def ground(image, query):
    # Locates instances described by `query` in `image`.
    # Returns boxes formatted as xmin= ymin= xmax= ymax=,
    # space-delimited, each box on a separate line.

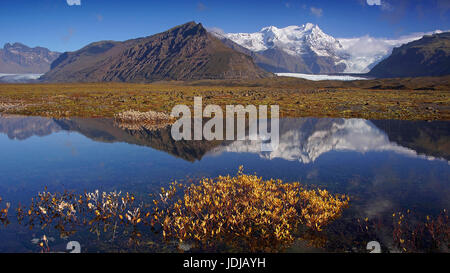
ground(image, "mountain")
xmin=213 ymin=25 xmax=446 ymax=74
xmin=214 ymin=23 xmax=348 ymax=74
xmin=368 ymin=32 xmax=450 ymax=78
xmin=0 ymin=43 xmax=60 ymax=74
xmin=42 ymin=22 xmax=271 ymax=83
xmin=337 ymin=33 xmax=438 ymax=73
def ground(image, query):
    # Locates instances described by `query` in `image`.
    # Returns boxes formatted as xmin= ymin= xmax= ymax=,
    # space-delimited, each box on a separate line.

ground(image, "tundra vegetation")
xmin=354 ymin=210 xmax=449 ymax=253
xmin=114 ymin=109 xmax=176 ymax=130
xmin=0 ymin=76 xmax=449 ymax=120
xmin=155 ymin=166 xmax=349 ymax=252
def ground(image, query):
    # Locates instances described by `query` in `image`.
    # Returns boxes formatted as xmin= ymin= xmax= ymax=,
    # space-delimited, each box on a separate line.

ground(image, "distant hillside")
xmin=42 ymin=22 xmax=271 ymax=83
xmin=369 ymin=32 xmax=450 ymax=78
xmin=0 ymin=43 xmax=60 ymax=74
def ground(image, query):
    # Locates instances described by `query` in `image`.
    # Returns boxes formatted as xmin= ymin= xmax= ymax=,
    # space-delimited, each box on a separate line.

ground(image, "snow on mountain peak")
xmin=224 ymin=23 xmax=343 ymax=58
xmin=303 ymin=22 xmax=316 ymax=31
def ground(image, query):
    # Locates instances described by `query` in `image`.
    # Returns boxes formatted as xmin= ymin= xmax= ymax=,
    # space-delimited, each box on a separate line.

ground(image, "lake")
xmin=0 ymin=115 xmax=448 ymax=252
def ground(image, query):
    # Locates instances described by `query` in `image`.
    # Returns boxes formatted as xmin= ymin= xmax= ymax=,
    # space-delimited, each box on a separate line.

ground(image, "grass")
xmin=0 ymin=76 xmax=449 ymax=120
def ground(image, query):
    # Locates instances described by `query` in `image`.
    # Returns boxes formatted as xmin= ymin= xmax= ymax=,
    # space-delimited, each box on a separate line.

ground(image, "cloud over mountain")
xmin=310 ymin=7 xmax=323 ymax=17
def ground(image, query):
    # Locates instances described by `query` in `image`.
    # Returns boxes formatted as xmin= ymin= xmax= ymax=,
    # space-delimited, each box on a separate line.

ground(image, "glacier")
xmin=275 ymin=73 xmax=369 ymax=81
xmin=0 ymin=73 xmax=42 ymax=83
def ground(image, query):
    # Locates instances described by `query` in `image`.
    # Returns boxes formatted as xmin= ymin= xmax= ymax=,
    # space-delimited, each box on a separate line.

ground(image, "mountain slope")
xmin=42 ymin=22 xmax=271 ymax=82
xmin=0 ymin=43 xmax=60 ymax=73
xmin=368 ymin=32 xmax=450 ymax=78
xmin=215 ymin=23 xmax=347 ymax=74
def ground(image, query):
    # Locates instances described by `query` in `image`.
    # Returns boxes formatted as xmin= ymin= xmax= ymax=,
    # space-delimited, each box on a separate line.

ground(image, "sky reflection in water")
xmin=0 ymin=115 xmax=448 ymax=252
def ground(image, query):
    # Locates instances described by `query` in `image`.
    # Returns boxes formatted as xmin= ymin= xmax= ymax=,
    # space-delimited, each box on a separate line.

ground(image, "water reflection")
xmin=0 ymin=115 xmax=448 ymax=163
xmin=0 ymin=115 xmax=60 ymax=140
xmin=0 ymin=114 xmax=448 ymax=252
xmin=212 ymin=118 xmax=450 ymax=163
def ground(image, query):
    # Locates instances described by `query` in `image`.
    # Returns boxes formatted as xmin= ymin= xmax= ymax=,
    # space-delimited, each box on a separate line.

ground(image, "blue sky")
xmin=1 ymin=0 xmax=449 ymax=52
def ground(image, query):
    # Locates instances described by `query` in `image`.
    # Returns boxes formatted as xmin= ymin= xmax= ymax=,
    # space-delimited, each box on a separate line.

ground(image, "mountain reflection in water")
xmin=0 ymin=114 xmax=449 ymax=252
xmin=0 ymin=115 xmax=448 ymax=162
xmin=212 ymin=118 xmax=450 ymax=163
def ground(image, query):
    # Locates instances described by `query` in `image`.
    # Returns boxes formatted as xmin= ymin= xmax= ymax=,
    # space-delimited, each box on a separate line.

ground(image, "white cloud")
xmin=366 ymin=0 xmax=381 ymax=5
xmin=366 ymin=0 xmax=392 ymax=11
xmin=66 ymin=0 xmax=81 ymax=6
xmin=310 ymin=7 xmax=323 ymax=17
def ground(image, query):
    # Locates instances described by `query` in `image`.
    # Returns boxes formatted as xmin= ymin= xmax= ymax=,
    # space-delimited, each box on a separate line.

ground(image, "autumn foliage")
xmin=156 ymin=166 xmax=349 ymax=251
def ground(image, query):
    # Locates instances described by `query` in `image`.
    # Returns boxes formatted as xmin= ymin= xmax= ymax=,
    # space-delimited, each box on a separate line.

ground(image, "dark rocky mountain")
xmin=0 ymin=43 xmax=60 ymax=74
xmin=369 ymin=32 xmax=450 ymax=78
xmin=42 ymin=22 xmax=271 ymax=82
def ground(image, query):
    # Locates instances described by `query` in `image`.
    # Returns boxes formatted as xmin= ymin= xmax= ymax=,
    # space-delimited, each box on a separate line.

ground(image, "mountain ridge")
xmin=0 ymin=42 xmax=60 ymax=74
xmin=214 ymin=24 xmax=446 ymax=74
xmin=42 ymin=22 xmax=272 ymax=83
xmin=368 ymin=32 xmax=450 ymax=78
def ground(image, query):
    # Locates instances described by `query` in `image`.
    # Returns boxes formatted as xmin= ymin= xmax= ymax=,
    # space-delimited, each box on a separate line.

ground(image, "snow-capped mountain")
xmin=225 ymin=23 xmax=343 ymax=57
xmin=212 ymin=24 xmax=445 ymax=74
xmin=216 ymin=23 xmax=347 ymax=74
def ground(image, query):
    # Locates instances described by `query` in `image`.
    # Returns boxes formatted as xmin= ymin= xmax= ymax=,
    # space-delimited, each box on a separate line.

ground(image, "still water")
xmin=0 ymin=115 xmax=448 ymax=252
